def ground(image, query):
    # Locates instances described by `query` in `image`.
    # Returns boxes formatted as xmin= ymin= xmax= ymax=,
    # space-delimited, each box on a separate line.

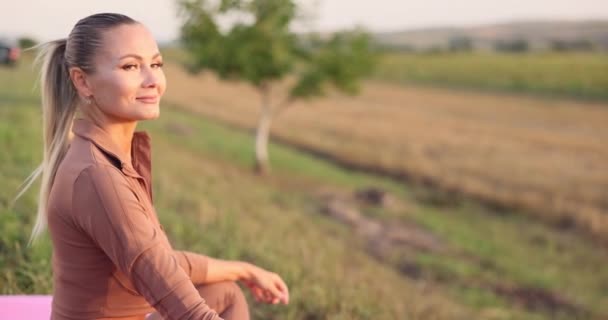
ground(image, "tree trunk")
xmin=254 ymin=86 xmax=273 ymax=175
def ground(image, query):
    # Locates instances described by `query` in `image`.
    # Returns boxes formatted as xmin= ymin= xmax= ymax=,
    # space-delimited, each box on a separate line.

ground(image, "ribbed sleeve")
xmin=174 ymin=250 xmax=209 ymax=285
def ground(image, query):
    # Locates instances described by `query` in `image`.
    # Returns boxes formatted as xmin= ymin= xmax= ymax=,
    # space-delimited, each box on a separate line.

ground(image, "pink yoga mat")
xmin=0 ymin=295 xmax=52 ymax=319
xmin=0 ymin=296 xmax=157 ymax=319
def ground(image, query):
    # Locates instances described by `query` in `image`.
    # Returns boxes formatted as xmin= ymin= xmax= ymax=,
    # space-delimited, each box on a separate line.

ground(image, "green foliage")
xmin=179 ymin=0 xmax=297 ymax=86
xmin=178 ymin=0 xmax=375 ymax=98
xmin=494 ymin=38 xmax=529 ymax=53
xmin=291 ymin=30 xmax=376 ymax=98
xmin=448 ymin=36 xmax=473 ymax=52
xmin=17 ymin=37 xmax=38 ymax=50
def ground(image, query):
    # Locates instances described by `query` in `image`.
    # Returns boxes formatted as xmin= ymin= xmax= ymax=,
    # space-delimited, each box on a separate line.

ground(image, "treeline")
xmin=375 ymin=37 xmax=605 ymax=54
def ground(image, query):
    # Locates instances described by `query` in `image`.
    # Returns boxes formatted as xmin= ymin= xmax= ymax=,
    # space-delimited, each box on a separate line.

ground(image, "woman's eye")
xmin=122 ymin=64 xmax=138 ymax=71
xmin=152 ymin=62 xmax=164 ymax=68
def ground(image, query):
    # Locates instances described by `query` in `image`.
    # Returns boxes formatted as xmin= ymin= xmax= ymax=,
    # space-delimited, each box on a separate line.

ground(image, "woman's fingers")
xmin=253 ymin=286 xmax=286 ymax=305
xmin=248 ymin=285 xmax=263 ymax=303
xmin=265 ymin=279 xmax=284 ymax=302
xmin=244 ymin=267 xmax=290 ymax=305
xmin=271 ymin=274 xmax=290 ymax=304
xmin=246 ymin=282 xmax=270 ymax=304
xmin=256 ymin=288 xmax=267 ymax=302
xmin=265 ymin=289 xmax=275 ymax=302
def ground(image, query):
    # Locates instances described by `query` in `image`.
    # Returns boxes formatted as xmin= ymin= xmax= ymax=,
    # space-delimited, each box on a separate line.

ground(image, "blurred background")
xmin=1 ymin=1 xmax=607 ymax=319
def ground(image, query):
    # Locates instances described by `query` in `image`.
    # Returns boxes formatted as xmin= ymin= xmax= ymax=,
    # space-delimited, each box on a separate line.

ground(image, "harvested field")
xmin=162 ymin=61 xmax=608 ymax=241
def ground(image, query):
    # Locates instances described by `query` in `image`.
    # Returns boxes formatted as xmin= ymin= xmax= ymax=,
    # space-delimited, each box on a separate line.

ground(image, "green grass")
xmin=373 ymin=52 xmax=608 ymax=101
xmin=2 ymin=55 xmax=608 ymax=319
xmin=0 ymin=81 xmax=51 ymax=294
xmin=145 ymin=104 xmax=608 ymax=319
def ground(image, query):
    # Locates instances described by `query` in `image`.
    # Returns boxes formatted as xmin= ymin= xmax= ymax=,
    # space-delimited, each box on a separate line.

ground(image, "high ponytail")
xmin=14 ymin=40 xmax=78 ymax=247
xmin=14 ymin=13 xmax=137 ymax=247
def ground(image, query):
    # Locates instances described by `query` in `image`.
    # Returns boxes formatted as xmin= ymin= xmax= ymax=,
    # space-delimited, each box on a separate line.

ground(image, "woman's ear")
xmin=69 ymin=66 xmax=92 ymax=99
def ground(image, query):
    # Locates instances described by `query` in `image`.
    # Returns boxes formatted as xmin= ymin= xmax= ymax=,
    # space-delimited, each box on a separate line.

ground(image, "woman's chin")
xmin=136 ymin=107 xmax=160 ymax=120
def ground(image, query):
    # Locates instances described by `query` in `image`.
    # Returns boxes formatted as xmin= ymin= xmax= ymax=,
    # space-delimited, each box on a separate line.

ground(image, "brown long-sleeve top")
xmin=46 ymin=118 xmax=222 ymax=320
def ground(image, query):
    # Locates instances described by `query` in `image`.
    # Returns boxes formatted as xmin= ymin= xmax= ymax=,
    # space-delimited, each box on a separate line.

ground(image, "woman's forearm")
xmin=205 ymin=256 xmax=253 ymax=283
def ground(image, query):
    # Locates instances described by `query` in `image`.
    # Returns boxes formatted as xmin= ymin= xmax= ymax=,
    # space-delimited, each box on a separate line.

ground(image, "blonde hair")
xmin=14 ymin=13 xmax=137 ymax=247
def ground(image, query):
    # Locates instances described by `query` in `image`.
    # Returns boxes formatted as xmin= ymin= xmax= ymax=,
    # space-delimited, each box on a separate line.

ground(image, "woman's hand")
xmin=240 ymin=264 xmax=289 ymax=305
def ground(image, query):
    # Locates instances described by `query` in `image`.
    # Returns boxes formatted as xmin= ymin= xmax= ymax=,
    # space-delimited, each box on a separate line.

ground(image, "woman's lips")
xmin=136 ymin=96 xmax=159 ymax=104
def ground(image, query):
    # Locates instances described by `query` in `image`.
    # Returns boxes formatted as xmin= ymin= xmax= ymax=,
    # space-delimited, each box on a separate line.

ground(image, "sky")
xmin=1 ymin=0 xmax=607 ymax=42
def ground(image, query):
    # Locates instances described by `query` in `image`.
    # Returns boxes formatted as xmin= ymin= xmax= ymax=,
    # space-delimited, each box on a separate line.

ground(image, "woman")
xmin=20 ymin=13 xmax=289 ymax=320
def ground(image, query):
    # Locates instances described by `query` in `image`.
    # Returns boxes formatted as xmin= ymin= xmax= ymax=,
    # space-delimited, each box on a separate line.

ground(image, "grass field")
xmin=373 ymin=52 xmax=608 ymax=101
xmin=1 ymin=54 xmax=608 ymax=319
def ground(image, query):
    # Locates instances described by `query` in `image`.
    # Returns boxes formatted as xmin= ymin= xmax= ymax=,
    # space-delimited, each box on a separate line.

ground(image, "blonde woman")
xmin=19 ymin=13 xmax=289 ymax=320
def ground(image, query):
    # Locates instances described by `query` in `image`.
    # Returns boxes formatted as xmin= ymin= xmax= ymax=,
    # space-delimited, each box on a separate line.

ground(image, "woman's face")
xmin=83 ymin=23 xmax=166 ymax=122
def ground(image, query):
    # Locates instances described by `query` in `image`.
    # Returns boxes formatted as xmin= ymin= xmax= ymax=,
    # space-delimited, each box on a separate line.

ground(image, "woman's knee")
xmin=146 ymin=281 xmax=248 ymax=320
xmin=195 ymin=281 xmax=248 ymax=312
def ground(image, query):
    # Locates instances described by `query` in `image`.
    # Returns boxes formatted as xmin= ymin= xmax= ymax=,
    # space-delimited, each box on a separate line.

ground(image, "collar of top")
xmin=71 ymin=118 xmax=152 ymax=183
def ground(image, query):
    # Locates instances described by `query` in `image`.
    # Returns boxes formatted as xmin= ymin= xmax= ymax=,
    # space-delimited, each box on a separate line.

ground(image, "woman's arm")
xmin=175 ymin=250 xmax=252 ymax=284
xmin=73 ymin=165 xmax=223 ymax=319
xmin=178 ymin=251 xmax=289 ymax=305
xmin=205 ymin=256 xmax=252 ymax=283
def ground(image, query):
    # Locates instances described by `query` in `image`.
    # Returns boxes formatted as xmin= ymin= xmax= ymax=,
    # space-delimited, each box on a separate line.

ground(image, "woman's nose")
xmin=142 ymin=67 xmax=161 ymax=88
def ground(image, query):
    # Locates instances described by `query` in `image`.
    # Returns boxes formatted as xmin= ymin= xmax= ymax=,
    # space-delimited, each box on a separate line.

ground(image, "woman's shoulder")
xmin=49 ymin=138 xmax=127 ymax=212
xmin=67 ymin=135 xmax=123 ymax=169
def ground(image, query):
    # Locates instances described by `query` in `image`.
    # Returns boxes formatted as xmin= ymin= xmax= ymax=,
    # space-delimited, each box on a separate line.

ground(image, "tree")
xmin=17 ymin=37 xmax=38 ymax=49
xmin=494 ymin=38 xmax=529 ymax=53
xmin=448 ymin=36 xmax=473 ymax=52
xmin=178 ymin=0 xmax=375 ymax=174
xmin=550 ymin=39 xmax=594 ymax=52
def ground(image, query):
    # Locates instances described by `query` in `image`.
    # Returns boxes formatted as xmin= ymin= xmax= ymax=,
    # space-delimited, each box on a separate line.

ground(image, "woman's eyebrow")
xmin=118 ymin=52 xmax=162 ymax=60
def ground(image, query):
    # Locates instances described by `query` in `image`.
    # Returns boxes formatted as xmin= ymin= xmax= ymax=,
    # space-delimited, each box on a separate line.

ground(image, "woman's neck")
xmin=103 ymin=121 xmax=137 ymax=164
xmin=81 ymin=112 xmax=138 ymax=165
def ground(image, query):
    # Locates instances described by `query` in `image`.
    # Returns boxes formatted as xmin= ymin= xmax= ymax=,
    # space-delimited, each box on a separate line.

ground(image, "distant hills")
xmin=372 ymin=20 xmax=608 ymax=52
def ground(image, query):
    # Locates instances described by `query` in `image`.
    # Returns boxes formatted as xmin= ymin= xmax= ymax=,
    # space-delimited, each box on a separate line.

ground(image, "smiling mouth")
xmin=136 ymin=96 xmax=159 ymax=104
